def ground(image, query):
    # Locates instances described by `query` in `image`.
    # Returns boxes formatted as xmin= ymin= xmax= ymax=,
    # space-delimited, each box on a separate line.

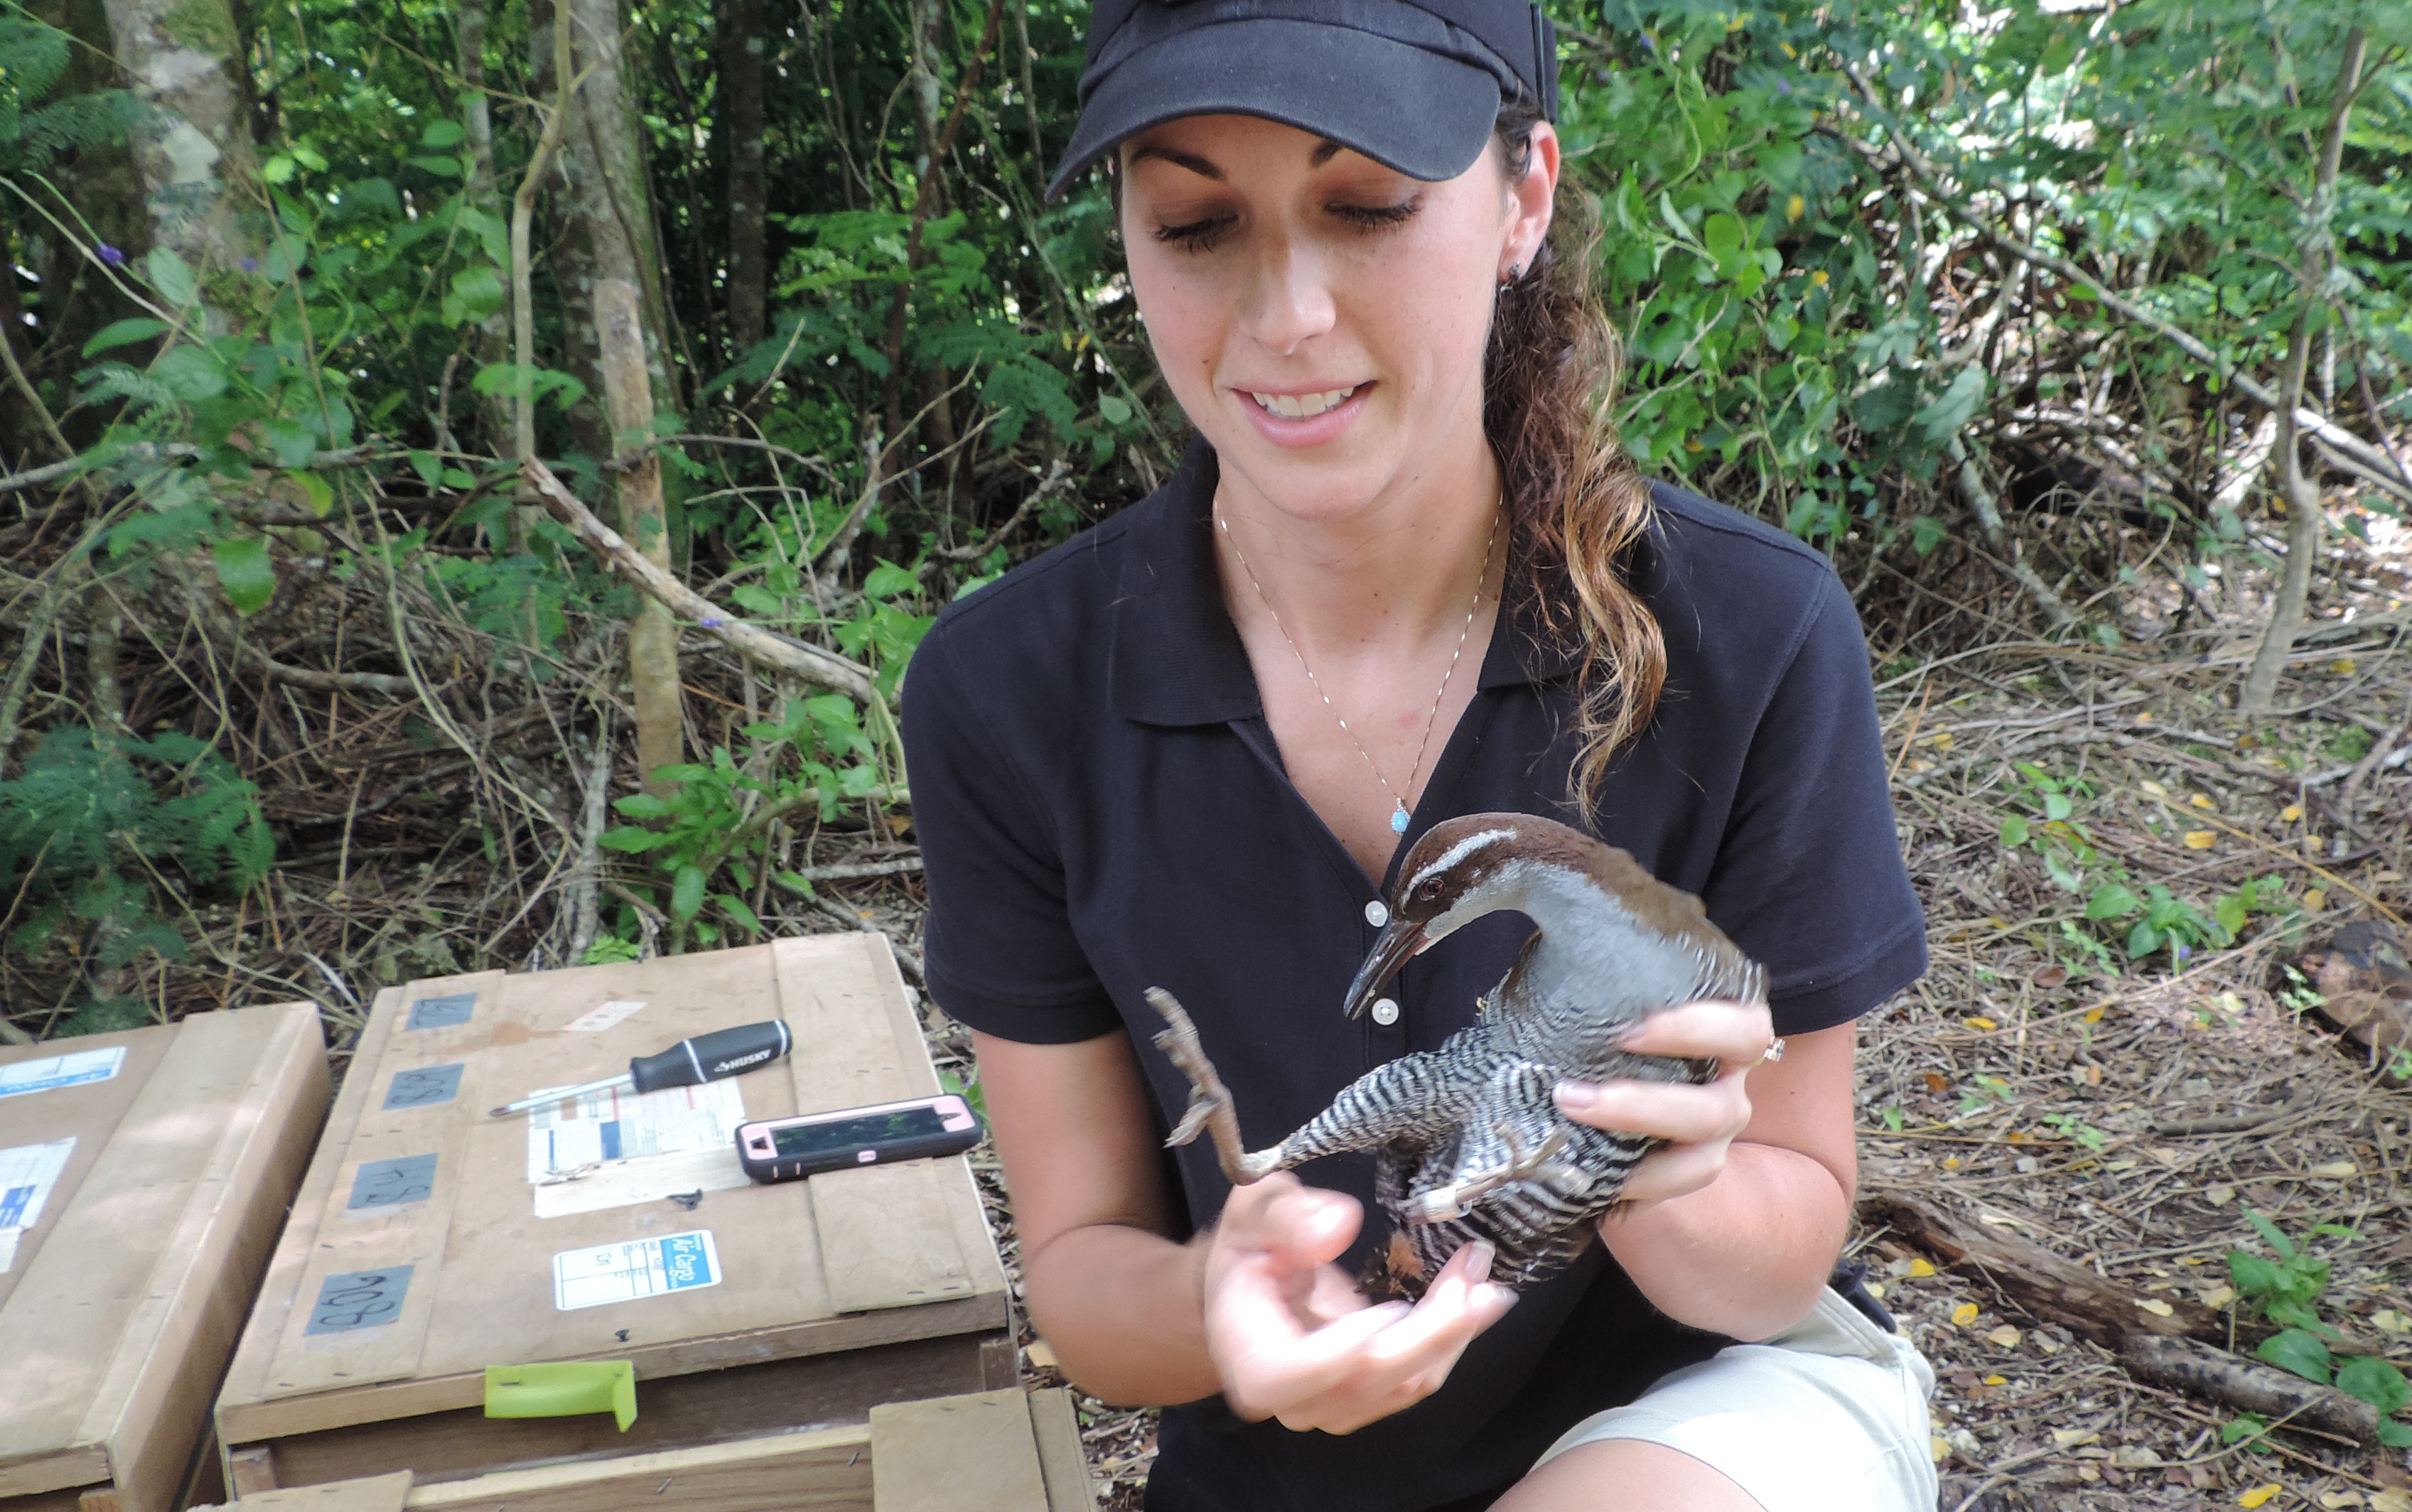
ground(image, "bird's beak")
xmin=1344 ymin=918 xmax=1426 ymax=1019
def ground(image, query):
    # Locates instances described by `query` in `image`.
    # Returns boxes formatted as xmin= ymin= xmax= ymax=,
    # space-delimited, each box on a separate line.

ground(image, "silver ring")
xmin=1760 ymin=1039 xmax=1787 ymax=1064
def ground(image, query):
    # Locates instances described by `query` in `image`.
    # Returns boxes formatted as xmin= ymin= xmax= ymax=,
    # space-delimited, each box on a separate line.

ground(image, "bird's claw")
xmin=1404 ymin=1120 xmax=1578 ymax=1224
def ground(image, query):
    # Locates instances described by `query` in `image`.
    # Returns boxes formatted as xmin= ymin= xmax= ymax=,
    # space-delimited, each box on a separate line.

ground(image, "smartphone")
xmin=735 ymin=1094 xmax=983 ymax=1184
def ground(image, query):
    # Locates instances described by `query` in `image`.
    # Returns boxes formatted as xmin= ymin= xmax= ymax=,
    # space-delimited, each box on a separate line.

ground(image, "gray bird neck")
xmin=1481 ymin=860 xmax=1705 ymax=1021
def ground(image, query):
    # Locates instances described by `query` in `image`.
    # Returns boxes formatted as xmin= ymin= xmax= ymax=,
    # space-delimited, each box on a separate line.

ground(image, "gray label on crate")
xmin=306 ymin=1265 xmax=414 ymax=1334
xmin=405 ymin=993 xmax=477 ymax=1030
xmin=384 ymin=1063 xmax=464 ymax=1110
xmin=348 ymin=1153 xmax=438 ymax=1210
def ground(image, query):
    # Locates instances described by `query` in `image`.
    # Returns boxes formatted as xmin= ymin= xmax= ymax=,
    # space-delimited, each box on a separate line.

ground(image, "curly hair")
xmin=1486 ymin=98 xmax=1665 ymax=806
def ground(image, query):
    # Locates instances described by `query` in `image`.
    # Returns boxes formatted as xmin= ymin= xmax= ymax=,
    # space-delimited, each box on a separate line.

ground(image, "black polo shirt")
xmin=902 ymin=439 xmax=1925 ymax=1512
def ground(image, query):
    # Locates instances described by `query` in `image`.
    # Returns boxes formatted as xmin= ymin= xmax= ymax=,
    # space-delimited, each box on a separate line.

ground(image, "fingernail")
xmin=1465 ymin=1240 xmax=1495 ymax=1284
xmin=1552 ymin=1081 xmax=1596 ymax=1113
xmin=1615 ymin=1023 xmax=1649 ymax=1049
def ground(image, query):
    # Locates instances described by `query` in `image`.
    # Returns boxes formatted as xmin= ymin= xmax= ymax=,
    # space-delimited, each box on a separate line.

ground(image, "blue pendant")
xmin=1390 ymin=804 xmax=1411 ymax=835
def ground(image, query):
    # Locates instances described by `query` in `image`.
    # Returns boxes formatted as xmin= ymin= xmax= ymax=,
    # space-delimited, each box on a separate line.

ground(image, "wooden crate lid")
xmin=202 ymin=1389 xmax=1094 ymax=1512
xmin=217 ymin=936 xmax=1007 ymax=1444
xmin=0 ymin=1003 xmax=330 ymax=1510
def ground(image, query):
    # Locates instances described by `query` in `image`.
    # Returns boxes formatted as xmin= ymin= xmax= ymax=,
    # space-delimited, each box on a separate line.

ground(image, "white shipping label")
xmin=553 ymin=1228 xmax=721 ymax=1310
xmin=564 ymin=999 xmax=647 ymax=1033
xmin=525 ymin=1077 xmax=748 ymax=1182
xmin=0 ymin=1046 xmax=126 ymax=1100
xmin=531 ymin=1145 xmax=750 ymax=1220
xmin=0 ymin=1137 xmax=76 ymax=1274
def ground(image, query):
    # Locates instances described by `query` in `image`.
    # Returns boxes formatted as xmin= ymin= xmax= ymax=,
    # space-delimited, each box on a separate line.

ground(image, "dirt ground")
xmin=871 ymin=520 xmax=2412 ymax=1511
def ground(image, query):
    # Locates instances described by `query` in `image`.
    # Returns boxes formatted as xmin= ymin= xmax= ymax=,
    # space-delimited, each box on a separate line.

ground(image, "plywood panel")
xmin=0 ymin=1007 xmax=324 ymax=1507
xmin=869 ymin=1390 xmax=1048 ymax=1512
xmin=404 ymin=1426 xmax=871 ymax=1512
xmin=220 ymin=942 xmax=1006 ymax=1461
xmin=812 ymin=1160 xmax=970 ymax=1315
xmin=1027 ymin=1390 xmax=1096 ymax=1512
xmin=213 ymin=1471 xmax=413 ymax=1512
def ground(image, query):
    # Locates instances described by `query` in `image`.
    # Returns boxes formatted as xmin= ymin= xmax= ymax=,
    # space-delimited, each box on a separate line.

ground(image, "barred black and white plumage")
xmin=1148 ymin=812 xmax=1765 ymax=1294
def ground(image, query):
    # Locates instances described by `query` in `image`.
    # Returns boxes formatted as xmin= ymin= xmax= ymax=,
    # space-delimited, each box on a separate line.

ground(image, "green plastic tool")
xmin=484 ymin=1360 xmax=637 ymax=1431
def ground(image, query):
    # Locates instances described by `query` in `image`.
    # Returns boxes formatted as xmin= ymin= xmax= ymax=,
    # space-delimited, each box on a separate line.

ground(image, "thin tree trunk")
xmin=2242 ymin=27 xmax=2367 ymax=713
xmin=457 ymin=0 xmax=511 ymax=455
xmin=595 ymin=280 xmax=682 ymax=795
xmin=97 ymin=0 xmax=264 ymax=286
xmin=561 ymin=0 xmax=680 ymax=424
xmin=721 ymin=0 xmax=767 ymax=355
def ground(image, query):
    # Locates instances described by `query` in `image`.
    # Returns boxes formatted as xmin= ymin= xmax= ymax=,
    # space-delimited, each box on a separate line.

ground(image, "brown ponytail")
xmin=1486 ymin=100 xmax=1665 ymax=808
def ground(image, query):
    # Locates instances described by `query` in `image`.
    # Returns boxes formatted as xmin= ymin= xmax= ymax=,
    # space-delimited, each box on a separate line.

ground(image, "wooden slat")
xmin=777 ymin=935 xmax=940 ymax=1111
xmin=212 ymin=1469 xmax=414 ymax=1511
xmin=402 ymin=1425 xmax=872 ymax=1512
xmin=74 ymin=1006 xmax=328 ymax=1512
xmin=869 ymin=1390 xmax=1049 ymax=1512
xmin=255 ymin=975 xmax=504 ymax=1401
xmin=1027 ymin=1390 xmax=1097 ymax=1512
xmin=0 ymin=1007 xmax=323 ymax=1505
xmin=812 ymin=1160 xmax=971 ymax=1314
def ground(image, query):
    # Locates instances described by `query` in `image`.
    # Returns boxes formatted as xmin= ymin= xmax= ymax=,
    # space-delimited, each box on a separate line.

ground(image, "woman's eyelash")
xmin=1153 ymin=215 xmax=1234 ymax=252
xmin=1334 ymin=199 xmax=1420 ymax=231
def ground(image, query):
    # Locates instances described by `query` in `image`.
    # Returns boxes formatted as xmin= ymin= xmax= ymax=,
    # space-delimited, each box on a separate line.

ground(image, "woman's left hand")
xmin=1549 ymin=999 xmax=1777 ymax=1210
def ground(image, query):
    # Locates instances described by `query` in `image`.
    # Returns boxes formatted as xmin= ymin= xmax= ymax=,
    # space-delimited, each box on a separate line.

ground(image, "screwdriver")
xmin=488 ymin=1020 xmax=795 ymax=1117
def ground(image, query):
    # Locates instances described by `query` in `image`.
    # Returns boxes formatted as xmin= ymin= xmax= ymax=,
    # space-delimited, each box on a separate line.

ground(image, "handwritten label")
xmin=553 ymin=1230 xmax=720 ymax=1311
xmin=383 ymin=1063 xmax=464 ymax=1110
xmin=305 ymin=1265 xmax=414 ymax=1334
xmin=348 ymin=1153 xmax=438 ymax=1210
xmin=404 ymin=993 xmax=477 ymax=1031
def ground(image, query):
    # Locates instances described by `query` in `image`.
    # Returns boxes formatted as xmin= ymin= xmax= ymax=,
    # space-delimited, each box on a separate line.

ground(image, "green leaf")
xmin=670 ymin=864 xmax=707 ymax=921
xmin=611 ymin=794 xmax=675 ymax=819
xmin=2244 ymin=1209 xmax=2295 ymax=1260
xmin=420 ymin=119 xmax=466 ymax=148
xmin=2042 ymin=792 xmax=2072 ymax=821
xmin=2087 ymin=882 xmax=2142 ymax=919
xmin=81 ymin=317 xmax=168 ymax=356
xmin=146 ymin=247 xmax=197 ymax=307
xmin=1998 ymin=815 xmax=2030 ymax=847
xmin=863 ymin=559 xmax=917 ymax=600
xmin=716 ymin=895 xmax=763 ymax=934
xmin=2255 ymin=1329 xmax=2332 ymax=1385
xmin=152 ymin=345 xmax=228 ymax=400
xmin=2227 ymin=1251 xmax=2279 ymax=1296
xmin=289 ymin=471 xmax=333 ymax=517
xmin=2126 ymin=920 xmax=2160 ymax=957
xmin=259 ymin=418 xmax=317 ymax=469
xmin=597 ymin=826 xmax=662 ymax=853
xmin=212 ymin=534 xmax=276 ymax=616
xmin=2218 ymin=1413 xmax=2268 ymax=1444
xmin=2335 ymin=1357 xmax=2411 ymax=1415
xmin=1098 ymin=394 xmax=1133 ymax=426
xmin=2379 ymin=1418 xmax=2412 ymax=1448
xmin=2216 ymin=892 xmax=2249 ymax=936
xmin=1907 ymin=516 xmax=1949 ymax=556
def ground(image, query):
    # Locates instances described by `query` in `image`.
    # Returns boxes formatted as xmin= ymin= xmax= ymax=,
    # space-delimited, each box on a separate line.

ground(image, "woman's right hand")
xmin=1200 ymin=1172 xmax=1517 ymax=1434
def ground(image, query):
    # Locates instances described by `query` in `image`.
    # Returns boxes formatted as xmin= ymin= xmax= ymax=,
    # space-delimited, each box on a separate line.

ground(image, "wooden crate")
xmin=0 ymin=1003 xmax=332 ymax=1512
xmin=214 ymin=936 xmax=1011 ymax=1493
xmin=199 ymin=1387 xmax=1092 ymax=1512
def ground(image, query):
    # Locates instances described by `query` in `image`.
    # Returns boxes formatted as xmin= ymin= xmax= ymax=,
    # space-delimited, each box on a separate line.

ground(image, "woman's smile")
xmin=1235 ymin=379 xmax=1377 ymax=448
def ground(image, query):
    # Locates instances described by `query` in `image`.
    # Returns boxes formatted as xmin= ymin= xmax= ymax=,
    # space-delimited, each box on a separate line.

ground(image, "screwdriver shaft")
xmin=489 ymin=1071 xmax=635 ymax=1117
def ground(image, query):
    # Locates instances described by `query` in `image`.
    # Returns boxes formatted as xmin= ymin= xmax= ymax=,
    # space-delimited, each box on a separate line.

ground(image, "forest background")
xmin=2 ymin=0 xmax=2411 ymax=1503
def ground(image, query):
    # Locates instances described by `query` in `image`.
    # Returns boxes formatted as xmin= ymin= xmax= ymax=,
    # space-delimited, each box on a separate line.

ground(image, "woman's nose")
xmin=1243 ymin=242 xmax=1337 ymax=355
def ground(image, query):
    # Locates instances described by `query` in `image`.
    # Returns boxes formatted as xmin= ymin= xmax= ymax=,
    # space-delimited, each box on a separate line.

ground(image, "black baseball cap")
xmin=1047 ymin=0 xmax=1560 ymax=202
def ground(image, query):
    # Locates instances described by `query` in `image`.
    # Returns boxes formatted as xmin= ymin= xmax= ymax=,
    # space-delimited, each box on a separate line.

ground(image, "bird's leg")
xmin=1145 ymin=988 xmax=1285 ymax=1184
xmin=1402 ymin=1120 xmax=1581 ymax=1224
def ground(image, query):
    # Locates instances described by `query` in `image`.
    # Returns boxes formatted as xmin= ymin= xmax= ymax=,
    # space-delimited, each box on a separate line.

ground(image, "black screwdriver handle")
xmin=628 ymin=1020 xmax=793 ymax=1094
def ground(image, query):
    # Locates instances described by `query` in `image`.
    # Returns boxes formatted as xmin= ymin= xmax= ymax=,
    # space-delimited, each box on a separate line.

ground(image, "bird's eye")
xmin=1417 ymin=878 xmax=1444 ymax=901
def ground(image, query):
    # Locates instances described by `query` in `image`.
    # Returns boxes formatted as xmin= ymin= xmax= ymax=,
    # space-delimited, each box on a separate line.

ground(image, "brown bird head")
xmin=1343 ymin=812 xmax=1752 ymax=1020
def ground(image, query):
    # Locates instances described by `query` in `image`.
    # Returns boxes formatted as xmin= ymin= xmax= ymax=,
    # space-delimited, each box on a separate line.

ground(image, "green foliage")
xmin=0 ymin=727 xmax=272 ymax=1015
xmin=0 ymin=13 xmax=139 ymax=176
xmin=2221 ymin=1209 xmax=2412 ymax=1442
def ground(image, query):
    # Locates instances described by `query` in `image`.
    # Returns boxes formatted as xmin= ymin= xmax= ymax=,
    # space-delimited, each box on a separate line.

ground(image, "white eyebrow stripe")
xmin=1408 ymin=828 xmax=1517 ymax=892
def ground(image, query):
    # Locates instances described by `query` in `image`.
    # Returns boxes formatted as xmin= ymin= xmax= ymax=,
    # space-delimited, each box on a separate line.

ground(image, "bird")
xmin=1146 ymin=811 xmax=1765 ymax=1295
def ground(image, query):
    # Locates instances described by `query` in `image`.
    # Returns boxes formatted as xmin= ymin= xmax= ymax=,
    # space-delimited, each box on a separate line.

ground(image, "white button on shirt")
xmin=1364 ymin=900 xmax=1389 ymax=928
xmin=1369 ymin=998 xmax=1401 ymax=1026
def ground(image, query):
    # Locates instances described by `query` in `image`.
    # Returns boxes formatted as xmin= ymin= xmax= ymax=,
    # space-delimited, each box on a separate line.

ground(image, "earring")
xmin=1500 ymin=263 xmax=1523 ymax=288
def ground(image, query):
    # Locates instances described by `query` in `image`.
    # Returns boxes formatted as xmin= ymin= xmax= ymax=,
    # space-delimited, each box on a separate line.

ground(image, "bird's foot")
xmin=1403 ymin=1121 xmax=1579 ymax=1224
xmin=1145 ymin=988 xmax=1275 ymax=1184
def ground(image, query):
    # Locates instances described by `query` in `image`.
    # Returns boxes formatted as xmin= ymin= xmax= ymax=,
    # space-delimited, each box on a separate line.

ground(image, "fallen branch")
xmin=522 ymin=456 xmax=881 ymax=703
xmin=244 ymin=643 xmax=416 ymax=697
xmin=1862 ymin=1189 xmax=2390 ymax=1445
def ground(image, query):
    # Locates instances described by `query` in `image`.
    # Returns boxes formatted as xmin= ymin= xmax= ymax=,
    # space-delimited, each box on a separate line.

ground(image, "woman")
xmin=901 ymin=2 xmax=1937 ymax=1507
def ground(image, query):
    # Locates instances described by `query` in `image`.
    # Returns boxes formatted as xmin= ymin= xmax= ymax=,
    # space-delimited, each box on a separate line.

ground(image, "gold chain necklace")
xmin=1217 ymin=504 xmax=1500 ymax=837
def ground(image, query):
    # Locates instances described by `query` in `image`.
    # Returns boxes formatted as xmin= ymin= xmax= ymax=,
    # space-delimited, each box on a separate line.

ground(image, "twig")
xmin=522 ymin=455 xmax=882 ymax=703
xmin=924 ymin=457 xmax=1070 ymax=573
xmin=564 ymin=721 xmax=615 ymax=965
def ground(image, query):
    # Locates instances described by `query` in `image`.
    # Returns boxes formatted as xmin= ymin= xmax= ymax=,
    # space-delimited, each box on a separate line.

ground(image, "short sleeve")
xmin=901 ymin=621 xmax=1123 ymax=1044
xmin=1703 ymin=571 xmax=1927 ymax=1035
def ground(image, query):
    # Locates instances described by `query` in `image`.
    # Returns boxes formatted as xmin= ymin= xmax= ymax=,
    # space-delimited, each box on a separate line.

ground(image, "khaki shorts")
xmin=1531 ymin=1287 xmax=1939 ymax=1512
